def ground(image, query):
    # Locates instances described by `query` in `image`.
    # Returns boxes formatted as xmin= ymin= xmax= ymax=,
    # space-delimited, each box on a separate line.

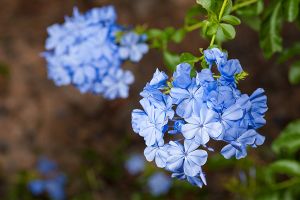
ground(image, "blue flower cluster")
xmin=147 ymin=172 xmax=172 ymax=196
xmin=44 ymin=6 xmax=148 ymax=99
xmin=125 ymin=153 xmax=146 ymax=175
xmin=124 ymin=153 xmax=172 ymax=196
xmin=28 ymin=157 xmax=66 ymax=200
xmin=131 ymin=48 xmax=267 ymax=187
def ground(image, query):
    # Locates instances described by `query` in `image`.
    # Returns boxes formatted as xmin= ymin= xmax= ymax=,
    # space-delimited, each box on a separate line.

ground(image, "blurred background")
xmin=0 ymin=0 xmax=299 ymax=199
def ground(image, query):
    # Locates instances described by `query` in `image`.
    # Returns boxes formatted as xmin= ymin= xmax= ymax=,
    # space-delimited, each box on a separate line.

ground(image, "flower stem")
xmin=185 ymin=22 xmax=202 ymax=32
xmin=209 ymin=0 xmax=228 ymax=47
xmin=271 ymin=178 xmax=300 ymax=190
xmin=232 ymin=0 xmax=258 ymax=12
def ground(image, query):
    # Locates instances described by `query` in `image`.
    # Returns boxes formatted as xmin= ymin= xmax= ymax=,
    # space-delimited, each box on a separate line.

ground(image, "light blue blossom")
xmin=170 ymin=80 xmax=203 ymax=118
xmin=249 ymin=88 xmax=268 ymax=128
xmin=148 ymin=172 xmax=172 ymax=196
xmin=101 ymin=68 xmax=134 ymax=99
xmin=172 ymin=169 xmax=207 ymax=188
xmin=203 ymin=48 xmax=227 ymax=67
xmin=144 ymin=144 xmax=169 ymax=168
xmin=172 ymin=63 xmax=192 ymax=88
xmin=148 ymin=69 xmax=168 ymax=89
xmin=137 ymin=98 xmax=167 ymax=146
xmin=28 ymin=158 xmax=66 ymax=200
xmin=196 ymin=68 xmax=214 ymax=86
xmin=125 ymin=153 xmax=145 ymax=175
xmin=44 ymin=6 xmax=147 ymax=99
xmin=221 ymin=129 xmax=265 ymax=159
xmin=168 ymin=120 xmax=185 ymax=134
xmin=218 ymin=59 xmax=243 ymax=86
xmin=166 ymin=140 xmax=208 ymax=176
xmin=132 ymin=47 xmax=267 ymax=188
xmin=119 ymin=32 xmax=149 ymax=62
xmin=181 ymin=106 xmax=223 ymax=144
xmin=37 ymin=157 xmax=57 ymax=174
xmin=28 ymin=180 xmax=45 ymax=195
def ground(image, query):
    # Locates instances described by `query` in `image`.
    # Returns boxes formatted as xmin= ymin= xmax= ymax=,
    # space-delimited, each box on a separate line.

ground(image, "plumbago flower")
xmin=131 ymin=47 xmax=267 ymax=187
xmin=43 ymin=6 xmax=148 ymax=99
xmin=28 ymin=157 xmax=66 ymax=200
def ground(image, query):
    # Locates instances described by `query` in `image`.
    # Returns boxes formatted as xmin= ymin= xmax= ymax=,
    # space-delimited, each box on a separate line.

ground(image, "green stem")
xmin=218 ymin=0 xmax=229 ymax=21
xmin=232 ymin=0 xmax=258 ymax=11
xmin=210 ymin=35 xmax=216 ymax=46
xmin=271 ymin=178 xmax=300 ymax=190
xmin=209 ymin=0 xmax=228 ymax=47
xmin=185 ymin=22 xmax=202 ymax=32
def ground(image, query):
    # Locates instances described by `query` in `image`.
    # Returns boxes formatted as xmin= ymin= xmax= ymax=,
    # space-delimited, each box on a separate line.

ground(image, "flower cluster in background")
xmin=28 ymin=157 xmax=66 ymax=200
xmin=131 ymin=48 xmax=268 ymax=187
xmin=43 ymin=6 xmax=148 ymax=99
xmin=125 ymin=153 xmax=146 ymax=175
xmin=125 ymin=153 xmax=172 ymax=196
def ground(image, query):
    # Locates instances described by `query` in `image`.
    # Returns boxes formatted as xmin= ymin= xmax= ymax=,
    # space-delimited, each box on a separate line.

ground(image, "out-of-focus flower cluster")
xmin=125 ymin=153 xmax=172 ymax=196
xmin=131 ymin=48 xmax=267 ymax=187
xmin=28 ymin=157 xmax=66 ymax=200
xmin=44 ymin=6 xmax=148 ymax=99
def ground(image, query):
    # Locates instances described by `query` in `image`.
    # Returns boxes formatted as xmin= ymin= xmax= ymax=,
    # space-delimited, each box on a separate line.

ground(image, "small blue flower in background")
xmin=28 ymin=157 xmax=66 ymax=200
xmin=125 ymin=153 xmax=145 ymax=175
xmin=131 ymin=47 xmax=267 ymax=188
xmin=147 ymin=172 xmax=172 ymax=196
xmin=44 ymin=5 xmax=148 ymax=99
xmin=119 ymin=32 xmax=149 ymax=62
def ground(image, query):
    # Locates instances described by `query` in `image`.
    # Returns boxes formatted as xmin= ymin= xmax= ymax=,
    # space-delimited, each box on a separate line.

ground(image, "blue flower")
xmin=248 ymin=88 xmax=268 ymax=128
xmin=196 ymin=69 xmax=214 ymax=86
xmin=144 ymin=143 xmax=169 ymax=168
xmin=218 ymin=59 xmax=243 ymax=86
xmin=101 ymin=68 xmax=134 ymax=99
xmin=147 ymin=172 xmax=172 ymax=196
xmin=181 ymin=106 xmax=223 ymax=144
xmin=37 ymin=157 xmax=57 ymax=174
xmin=140 ymin=69 xmax=168 ymax=101
xmin=166 ymin=140 xmax=208 ymax=176
xmin=44 ymin=6 xmax=147 ymax=99
xmin=28 ymin=180 xmax=45 ymax=195
xmin=28 ymin=158 xmax=66 ymax=200
xmin=119 ymin=32 xmax=149 ymax=62
xmin=172 ymin=63 xmax=192 ymax=89
xmin=168 ymin=120 xmax=185 ymax=134
xmin=221 ymin=129 xmax=265 ymax=159
xmin=136 ymin=98 xmax=167 ymax=146
xmin=170 ymin=80 xmax=203 ymax=118
xmin=125 ymin=153 xmax=145 ymax=175
xmin=172 ymin=169 xmax=207 ymax=188
xmin=203 ymin=48 xmax=227 ymax=67
xmin=148 ymin=69 xmax=168 ymax=89
xmin=45 ymin=174 xmax=66 ymax=200
xmin=132 ymin=47 xmax=267 ymax=188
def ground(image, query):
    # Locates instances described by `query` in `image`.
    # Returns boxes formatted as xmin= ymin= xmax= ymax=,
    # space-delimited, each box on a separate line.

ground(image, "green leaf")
xmin=196 ymin=0 xmax=232 ymax=15
xmin=147 ymin=29 xmax=163 ymax=39
xmin=179 ymin=53 xmax=201 ymax=66
xmin=163 ymin=51 xmax=180 ymax=71
xmin=269 ymin=160 xmax=300 ymax=176
xmin=222 ymin=15 xmax=241 ymax=25
xmin=206 ymin=22 xmax=219 ymax=36
xmin=289 ymin=61 xmax=300 ymax=84
xmin=257 ymin=193 xmax=280 ymax=200
xmin=272 ymin=120 xmax=300 ymax=155
xmin=284 ymin=0 xmax=300 ymax=22
xmin=171 ymin=29 xmax=186 ymax=43
xmin=220 ymin=23 xmax=236 ymax=39
xmin=196 ymin=0 xmax=214 ymax=12
xmin=278 ymin=43 xmax=300 ymax=63
xmin=185 ymin=5 xmax=205 ymax=26
xmin=259 ymin=2 xmax=283 ymax=58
